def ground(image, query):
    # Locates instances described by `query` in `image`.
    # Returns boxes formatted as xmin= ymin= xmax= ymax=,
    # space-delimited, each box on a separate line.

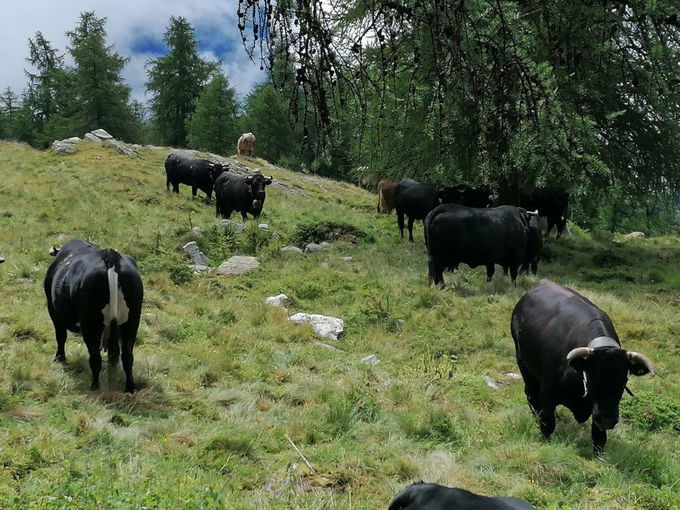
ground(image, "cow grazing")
xmin=425 ymin=204 xmax=529 ymax=285
xmin=237 ymin=132 xmax=256 ymax=158
xmin=377 ymin=179 xmax=398 ymax=214
xmin=437 ymin=184 xmax=493 ymax=208
xmin=164 ymin=153 xmax=225 ymax=201
xmin=394 ymin=178 xmax=439 ymax=242
xmin=45 ymin=239 xmax=143 ymax=393
xmin=522 ymin=211 xmax=542 ymax=274
xmin=214 ymin=171 xmax=273 ymax=221
xmin=519 ymin=187 xmax=569 ymax=238
xmin=511 ymin=279 xmax=654 ymax=453
xmin=388 ymin=483 xmax=536 ymax=510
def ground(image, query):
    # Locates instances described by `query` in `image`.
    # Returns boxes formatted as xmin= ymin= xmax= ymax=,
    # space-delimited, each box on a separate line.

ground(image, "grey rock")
xmin=146 ymin=145 xmax=164 ymax=151
xmin=342 ymin=256 xmax=353 ymax=262
xmin=395 ymin=319 xmax=406 ymax=326
xmin=63 ymin=137 xmax=81 ymax=143
xmin=361 ymin=354 xmax=380 ymax=366
xmin=15 ymin=277 xmax=34 ymax=284
xmin=108 ymin=139 xmax=137 ymax=156
xmin=57 ymin=234 xmax=69 ymax=243
xmin=190 ymin=264 xmax=211 ymax=273
xmin=271 ymin=232 xmax=281 ymax=241
xmin=280 ymin=246 xmax=303 ymax=254
xmin=288 ymin=313 xmax=344 ymax=341
xmin=313 ymin=341 xmax=339 ymax=351
xmin=216 ymin=256 xmax=260 ymax=275
xmin=143 ymin=313 xmax=156 ymax=325
xmin=265 ymin=294 xmax=291 ymax=307
xmin=625 ymin=231 xmax=646 ymax=239
xmin=258 ymin=223 xmax=269 ymax=230
xmin=218 ymin=219 xmax=245 ymax=234
xmin=182 ymin=241 xmax=210 ymax=267
xmin=52 ymin=140 xmax=77 ymax=155
xmin=505 ymin=372 xmax=523 ymax=381
xmin=191 ymin=226 xmax=204 ymax=236
xmin=91 ymin=128 xmax=113 ymax=140
xmin=84 ymin=132 xmax=102 ymax=142
xmin=304 ymin=243 xmax=326 ymax=253
xmin=483 ymin=376 xmax=500 ymax=390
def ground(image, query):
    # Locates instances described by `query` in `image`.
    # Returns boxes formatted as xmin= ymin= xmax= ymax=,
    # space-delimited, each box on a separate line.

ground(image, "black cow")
xmin=388 ymin=483 xmax=536 ymax=510
xmin=45 ymin=239 xmax=144 ymax=393
xmin=214 ymin=171 xmax=273 ymax=221
xmin=522 ymin=212 xmax=542 ymax=274
xmin=394 ymin=178 xmax=439 ymax=242
xmin=511 ymin=279 xmax=654 ymax=453
xmin=425 ymin=204 xmax=529 ymax=285
xmin=437 ymin=184 xmax=493 ymax=208
xmin=519 ymin=188 xmax=569 ymax=238
xmin=164 ymin=153 xmax=225 ymax=201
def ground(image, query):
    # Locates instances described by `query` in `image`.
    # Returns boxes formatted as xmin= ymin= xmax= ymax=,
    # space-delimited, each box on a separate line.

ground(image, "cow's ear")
xmin=567 ymin=347 xmax=593 ymax=372
xmin=264 ymin=176 xmax=273 ymax=185
xmin=245 ymin=176 xmax=253 ymax=184
xmin=628 ymin=351 xmax=654 ymax=377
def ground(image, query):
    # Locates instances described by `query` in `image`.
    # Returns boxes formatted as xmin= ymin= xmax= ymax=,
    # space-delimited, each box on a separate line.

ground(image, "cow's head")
xmin=568 ymin=337 xmax=654 ymax=430
xmin=436 ymin=186 xmax=464 ymax=205
xmin=245 ymin=173 xmax=273 ymax=216
xmin=209 ymin=163 xmax=226 ymax=182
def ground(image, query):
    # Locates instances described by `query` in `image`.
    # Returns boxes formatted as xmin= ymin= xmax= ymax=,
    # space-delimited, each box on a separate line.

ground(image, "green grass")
xmin=1 ymin=140 xmax=680 ymax=508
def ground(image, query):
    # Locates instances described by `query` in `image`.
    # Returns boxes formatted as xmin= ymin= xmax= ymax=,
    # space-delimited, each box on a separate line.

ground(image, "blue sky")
xmin=0 ymin=1 xmax=266 ymax=103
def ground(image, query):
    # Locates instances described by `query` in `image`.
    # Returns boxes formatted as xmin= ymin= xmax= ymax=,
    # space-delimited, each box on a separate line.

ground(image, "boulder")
xmin=191 ymin=226 xmax=204 ymax=236
xmin=288 ymin=313 xmax=344 ymax=341
xmin=218 ymin=219 xmax=245 ymax=234
xmin=625 ymin=231 xmax=646 ymax=239
xmin=280 ymin=246 xmax=303 ymax=254
xmin=258 ymin=223 xmax=270 ymax=230
xmin=108 ymin=139 xmax=137 ymax=157
xmin=216 ymin=256 xmax=260 ymax=276
xmin=304 ymin=243 xmax=326 ymax=253
xmin=182 ymin=241 xmax=210 ymax=267
xmin=361 ymin=354 xmax=380 ymax=366
xmin=52 ymin=141 xmax=77 ymax=155
xmin=63 ymin=137 xmax=81 ymax=143
xmin=265 ymin=294 xmax=291 ymax=307
xmin=190 ymin=264 xmax=211 ymax=273
xmin=84 ymin=132 xmax=102 ymax=142
xmin=483 ymin=376 xmax=500 ymax=390
xmin=91 ymin=129 xmax=113 ymax=140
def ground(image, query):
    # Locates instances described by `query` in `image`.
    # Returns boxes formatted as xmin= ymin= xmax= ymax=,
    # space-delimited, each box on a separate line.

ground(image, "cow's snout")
xmin=252 ymin=199 xmax=262 ymax=210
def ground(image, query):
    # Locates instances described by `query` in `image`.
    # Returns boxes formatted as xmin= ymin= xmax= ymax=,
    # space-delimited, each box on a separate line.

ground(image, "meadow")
xmin=0 ymin=140 xmax=679 ymax=509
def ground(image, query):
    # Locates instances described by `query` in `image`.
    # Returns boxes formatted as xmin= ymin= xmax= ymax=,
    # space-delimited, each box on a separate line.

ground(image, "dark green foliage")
xmin=292 ymin=221 xmax=374 ymax=246
xmin=146 ymin=17 xmax=218 ymax=147
xmin=138 ymin=255 xmax=194 ymax=285
xmin=187 ymin=72 xmax=240 ymax=155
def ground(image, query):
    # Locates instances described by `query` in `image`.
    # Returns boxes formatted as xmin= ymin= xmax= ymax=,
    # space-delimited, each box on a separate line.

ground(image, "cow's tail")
xmin=104 ymin=250 xmax=122 ymax=389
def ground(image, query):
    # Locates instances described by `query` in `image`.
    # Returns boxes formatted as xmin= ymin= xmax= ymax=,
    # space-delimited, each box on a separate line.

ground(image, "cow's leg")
xmin=166 ymin=176 xmax=171 ymax=190
xmin=397 ymin=211 xmax=405 ymax=239
xmin=509 ymin=265 xmax=519 ymax=284
xmin=538 ymin=405 xmax=556 ymax=440
xmin=546 ymin=217 xmax=556 ymax=237
xmin=428 ymin=258 xmax=445 ymax=287
xmin=241 ymin=211 xmax=248 ymax=222
xmin=85 ymin=342 xmax=102 ymax=391
xmin=486 ymin=264 xmax=495 ymax=282
xmin=407 ymin=217 xmax=415 ymax=242
xmin=205 ymin=190 xmax=212 ymax=203
xmin=192 ymin=186 xmax=198 ymax=198
xmin=80 ymin=320 xmax=104 ymax=391
xmin=592 ymin=423 xmax=607 ymax=454
xmin=121 ymin=339 xmax=135 ymax=394
xmin=531 ymin=260 xmax=538 ymax=275
xmin=503 ymin=265 xmax=509 ymax=276
xmin=53 ymin=325 xmax=67 ymax=362
xmin=172 ymin=183 xmax=180 ymax=194
xmin=556 ymin=216 xmax=567 ymax=239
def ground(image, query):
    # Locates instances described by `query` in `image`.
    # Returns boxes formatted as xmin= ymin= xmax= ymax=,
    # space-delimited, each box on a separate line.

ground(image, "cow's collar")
xmin=588 ymin=336 xmax=619 ymax=349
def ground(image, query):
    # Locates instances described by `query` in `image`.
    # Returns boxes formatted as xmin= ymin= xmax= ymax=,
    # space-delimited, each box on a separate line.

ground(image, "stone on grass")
xmin=63 ymin=137 xmax=81 ymax=143
xmin=625 ymin=231 xmax=646 ymax=239
xmin=190 ymin=264 xmax=211 ymax=273
xmin=265 ymin=294 xmax=291 ymax=307
xmin=191 ymin=226 xmax=204 ymax=236
xmin=313 ymin=341 xmax=339 ymax=351
xmin=342 ymin=256 xmax=353 ymax=262
xmin=182 ymin=241 xmax=210 ymax=267
xmin=505 ymin=372 xmax=522 ymax=381
xmin=280 ymin=246 xmax=303 ymax=254
xmin=361 ymin=354 xmax=380 ymax=366
xmin=84 ymin=132 xmax=102 ymax=142
xmin=216 ymin=256 xmax=260 ymax=275
xmin=258 ymin=223 xmax=269 ymax=230
xmin=218 ymin=219 xmax=245 ymax=234
xmin=304 ymin=243 xmax=326 ymax=253
xmin=483 ymin=376 xmax=500 ymax=390
xmin=108 ymin=139 xmax=137 ymax=156
xmin=57 ymin=234 xmax=69 ymax=243
xmin=91 ymin=128 xmax=113 ymax=140
xmin=289 ymin=313 xmax=344 ymax=341
xmin=52 ymin=141 xmax=77 ymax=155
xmin=395 ymin=318 xmax=406 ymax=326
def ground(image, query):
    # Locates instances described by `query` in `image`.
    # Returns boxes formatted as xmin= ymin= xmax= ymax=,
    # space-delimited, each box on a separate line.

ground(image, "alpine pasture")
xmin=0 ymin=140 xmax=679 ymax=508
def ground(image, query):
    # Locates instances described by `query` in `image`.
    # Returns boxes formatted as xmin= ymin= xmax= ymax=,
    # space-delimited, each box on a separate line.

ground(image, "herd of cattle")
xmin=1 ymin=144 xmax=656 ymax=508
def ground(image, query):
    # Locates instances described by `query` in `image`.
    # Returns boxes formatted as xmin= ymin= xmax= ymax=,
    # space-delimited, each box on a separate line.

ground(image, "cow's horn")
xmin=567 ymin=347 xmax=593 ymax=361
xmin=628 ymin=351 xmax=655 ymax=376
xmin=527 ymin=209 xmax=539 ymax=216
xmin=49 ymin=246 xmax=59 ymax=257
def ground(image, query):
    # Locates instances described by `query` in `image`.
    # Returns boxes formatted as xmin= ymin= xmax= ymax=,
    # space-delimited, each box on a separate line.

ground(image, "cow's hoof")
xmin=90 ymin=383 xmax=100 ymax=391
xmin=54 ymin=354 xmax=65 ymax=363
xmin=125 ymin=386 xmax=136 ymax=394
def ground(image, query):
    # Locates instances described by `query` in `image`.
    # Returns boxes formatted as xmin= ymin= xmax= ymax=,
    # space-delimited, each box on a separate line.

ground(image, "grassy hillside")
xmin=1 ymin=140 xmax=679 ymax=509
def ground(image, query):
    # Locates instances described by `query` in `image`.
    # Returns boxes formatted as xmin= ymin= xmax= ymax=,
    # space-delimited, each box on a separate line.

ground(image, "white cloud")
xmin=0 ymin=0 xmax=265 ymax=102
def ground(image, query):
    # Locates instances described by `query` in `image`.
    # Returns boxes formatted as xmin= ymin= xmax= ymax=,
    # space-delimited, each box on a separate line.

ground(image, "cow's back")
xmin=388 ymin=483 xmax=535 ymax=510
xmin=394 ymin=179 xmax=438 ymax=219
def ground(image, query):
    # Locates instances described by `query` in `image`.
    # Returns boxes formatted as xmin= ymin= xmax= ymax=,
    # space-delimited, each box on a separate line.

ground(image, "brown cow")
xmin=237 ymin=132 xmax=256 ymax=158
xmin=355 ymin=166 xmax=372 ymax=190
xmin=377 ymin=179 xmax=398 ymax=214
